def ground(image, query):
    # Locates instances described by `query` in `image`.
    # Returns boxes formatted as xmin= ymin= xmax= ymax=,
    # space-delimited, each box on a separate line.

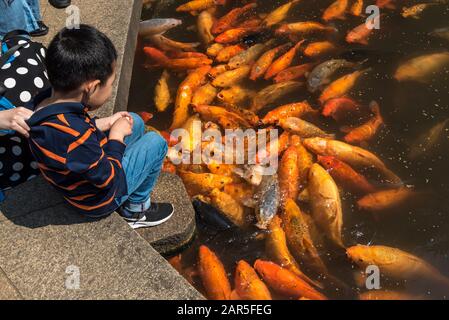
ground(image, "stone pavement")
xmin=0 ymin=0 xmax=200 ymax=299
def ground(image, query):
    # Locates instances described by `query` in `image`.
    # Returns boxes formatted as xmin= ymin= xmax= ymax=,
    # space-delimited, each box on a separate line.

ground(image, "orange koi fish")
xmin=254 ymin=260 xmax=327 ymax=300
xmin=318 ymin=155 xmax=376 ymax=194
xmin=198 ymin=245 xmax=232 ymax=300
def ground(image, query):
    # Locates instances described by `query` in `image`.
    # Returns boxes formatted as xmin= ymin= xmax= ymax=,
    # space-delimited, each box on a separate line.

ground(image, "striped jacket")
xmin=27 ymin=89 xmax=128 ymax=216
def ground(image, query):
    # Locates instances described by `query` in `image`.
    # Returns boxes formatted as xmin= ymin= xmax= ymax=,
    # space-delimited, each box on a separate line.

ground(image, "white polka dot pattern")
xmin=34 ymin=77 xmax=44 ymax=88
xmin=13 ymin=162 xmax=24 ymax=171
xmin=16 ymin=67 xmax=28 ymax=75
xmin=19 ymin=91 xmax=31 ymax=103
xmin=12 ymin=146 xmax=22 ymax=156
xmin=4 ymin=78 xmax=16 ymax=89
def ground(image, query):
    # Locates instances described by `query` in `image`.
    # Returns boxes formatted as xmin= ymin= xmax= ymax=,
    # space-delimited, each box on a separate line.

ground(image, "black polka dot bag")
xmin=0 ymin=30 xmax=50 ymax=197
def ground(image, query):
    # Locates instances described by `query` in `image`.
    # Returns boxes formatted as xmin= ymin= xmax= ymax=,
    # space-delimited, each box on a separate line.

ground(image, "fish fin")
xmin=360 ymin=141 xmax=369 ymax=149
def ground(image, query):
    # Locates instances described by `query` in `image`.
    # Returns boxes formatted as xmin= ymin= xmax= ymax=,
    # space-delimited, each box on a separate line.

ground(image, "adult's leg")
xmin=26 ymin=0 xmax=41 ymax=21
xmin=0 ymin=0 xmax=39 ymax=37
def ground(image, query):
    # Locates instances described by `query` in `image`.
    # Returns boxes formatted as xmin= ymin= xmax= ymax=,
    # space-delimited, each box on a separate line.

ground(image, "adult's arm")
xmin=0 ymin=108 xmax=33 ymax=137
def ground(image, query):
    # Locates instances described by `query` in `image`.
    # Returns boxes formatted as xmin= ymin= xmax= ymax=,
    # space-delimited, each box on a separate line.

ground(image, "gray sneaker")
xmin=120 ymin=202 xmax=174 ymax=229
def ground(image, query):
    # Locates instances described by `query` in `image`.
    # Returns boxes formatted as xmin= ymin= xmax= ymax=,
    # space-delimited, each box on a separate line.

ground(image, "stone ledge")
xmin=0 ymin=203 xmax=202 ymax=299
xmin=137 ymin=173 xmax=197 ymax=255
xmin=0 ymin=268 xmax=22 ymax=300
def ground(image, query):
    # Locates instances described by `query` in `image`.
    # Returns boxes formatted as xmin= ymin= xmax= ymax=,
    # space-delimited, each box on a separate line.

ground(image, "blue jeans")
xmin=115 ymin=113 xmax=168 ymax=212
xmin=0 ymin=0 xmax=41 ymax=38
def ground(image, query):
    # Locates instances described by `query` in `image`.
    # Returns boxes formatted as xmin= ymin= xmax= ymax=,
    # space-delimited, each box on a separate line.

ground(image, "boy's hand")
xmin=95 ymin=112 xmax=131 ymax=132
xmin=0 ymin=108 xmax=33 ymax=138
xmin=109 ymin=116 xmax=133 ymax=143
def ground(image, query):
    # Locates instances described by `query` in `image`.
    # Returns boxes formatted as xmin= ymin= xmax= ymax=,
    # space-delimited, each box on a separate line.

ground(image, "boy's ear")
xmin=85 ymin=79 xmax=101 ymax=95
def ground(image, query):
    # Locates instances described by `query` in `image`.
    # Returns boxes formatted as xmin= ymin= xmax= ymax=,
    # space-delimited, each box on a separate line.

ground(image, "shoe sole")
xmin=49 ymin=1 xmax=71 ymax=8
xmin=127 ymin=211 xmax=174 ymax=229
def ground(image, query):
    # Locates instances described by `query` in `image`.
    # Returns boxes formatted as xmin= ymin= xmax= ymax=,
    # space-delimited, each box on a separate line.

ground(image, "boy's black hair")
xmin=46 ymin=24 xmax=118 ymax=92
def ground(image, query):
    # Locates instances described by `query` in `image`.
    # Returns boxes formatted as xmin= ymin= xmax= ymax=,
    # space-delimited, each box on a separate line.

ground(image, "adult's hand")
xmin=0 ymin=107 xmax=33 ymax=138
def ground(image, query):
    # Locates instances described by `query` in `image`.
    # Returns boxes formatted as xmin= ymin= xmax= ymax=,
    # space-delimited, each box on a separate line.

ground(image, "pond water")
xmin=128 ymin=0 xmax=449 ymax=300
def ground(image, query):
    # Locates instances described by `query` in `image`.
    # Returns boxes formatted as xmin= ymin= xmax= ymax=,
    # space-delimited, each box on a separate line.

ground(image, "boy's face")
xmin=85 ymin=64 xmax=117 ymax=111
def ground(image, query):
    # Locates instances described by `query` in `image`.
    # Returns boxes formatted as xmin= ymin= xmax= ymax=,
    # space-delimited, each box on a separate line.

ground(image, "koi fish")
xmin=262 ymin=101 xmax=315 ymax=125
xmin=263 ymin=0 xmax=301 ymax=27
xmin=170 ymin=65 xmax=211 ymax=130
xmin=144 ymin=47 xmax=212 ymax=70
xmin=206 ymin=43 xmax=225 ymax=57
xmin=402 ymin=3 xmax=438 ymax=19
xmin=215 ymin=26 xmax=262 ymax=44
xmin=224 ymin=183 xmax=256 ymax=208
xmin=197 ymin=11 xmax=216 ymax=45
xmin=194 ymin=104 xmax=252 ymax=128
xmin=234 ymin=260 xmax=272 ymax=300
xmin=307 ymin=59 xmax=357 ymax=93
xmin=178 ymin=171 xmax=233 ymax=196
xmin=357 ymin=187 xmax=416 ymax=211
xmin=303 ymin=41 xmax=337 ymax=58
xmin=254 ymin=260 xmax=327 ymax=300
xmin=321 ymin=96 xmax=364 ymax=122
xmin=376 ymin=0 xmax=396 ymax=9
xmin=209 ymin=188 xmax=248 ymax=227
xmin=274 ymin=63 xmax=316 ymax=83
xmin=276 ymin=21 xmax=336 ymax=36
xmin=280 ymin=117 xmax=334 ymax=139
xmin=308 ymin=163 xmax=344 ymax=247
xmin=290 ymin=135 xmax=314 ymax=189
xmin=251 ymin=81 xmax=304 ymax=113
xmin=266 ymin=216 xmax=321 ymax=288
xmin=265 ymin=41 xmax=303 ymax=79
xmin=283 ymin=199 xmax=329 ymax=276
xmin=198 ymin=245 xmax=232 ymax=300
xmin=409 ymin=118 xmax=449 ymax=160
xmin=217 ymin=85 xmax=256 ymax=105
xmin=322 ymin=0 xmax=349 ymax=21
xmin=228 ymin=42 xmax=273 ymax=69
xmin=429 ymin=27 xmax=449 ymax=42
xmin=216 ymin=44 xmax=246 ymax=63
xmin=350 ymin=0 xmax=364 ymax=16
xmin=303 ymin=137 xmax=402 ymax=184
xmin=255 ymin=175 xmax=280 ymax=229
xmin=177 ymin=0 xmax=226 ymax=13
xmin=212 ymin=65 xmax=252 ymax=87
xmin=154 ymin=70 xmax=172 ymax=112
xmin=250 ymin=43 xmax=292 ymax=80
xmin=319 ymin=68 xmax=371 ymax=104
xmin=211 ymin=2 xmax=257 ymax=34
xmin=192 ymin=83 xmax=218 ymax=106
xmin=318 ymin=155 xmax=376 ymax=195
xmin=343 ymin=101 xmax=384 ymax=145
xmin=347 ymin=245 xmax=449 ymax=287
xmin=139 ymin=18 xmax=182 ymax=38
xmin=346 ymin=20 xmax=375 ymax=45
xmin=279 ymin=146 xmax=300 ymax=205
xmin=149 ymin=34 xmax=200 ymax=52
xmin=394 ymin=52 xmax=449 ymax=83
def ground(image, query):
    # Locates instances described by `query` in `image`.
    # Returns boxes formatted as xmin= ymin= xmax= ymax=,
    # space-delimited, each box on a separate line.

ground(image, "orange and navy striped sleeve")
xmin=27 ymin=92 xmax=128 ymax=217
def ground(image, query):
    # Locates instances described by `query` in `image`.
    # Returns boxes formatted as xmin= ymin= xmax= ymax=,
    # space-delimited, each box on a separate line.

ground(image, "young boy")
xmin=27 ymin=25 xmax=174 ymax=228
